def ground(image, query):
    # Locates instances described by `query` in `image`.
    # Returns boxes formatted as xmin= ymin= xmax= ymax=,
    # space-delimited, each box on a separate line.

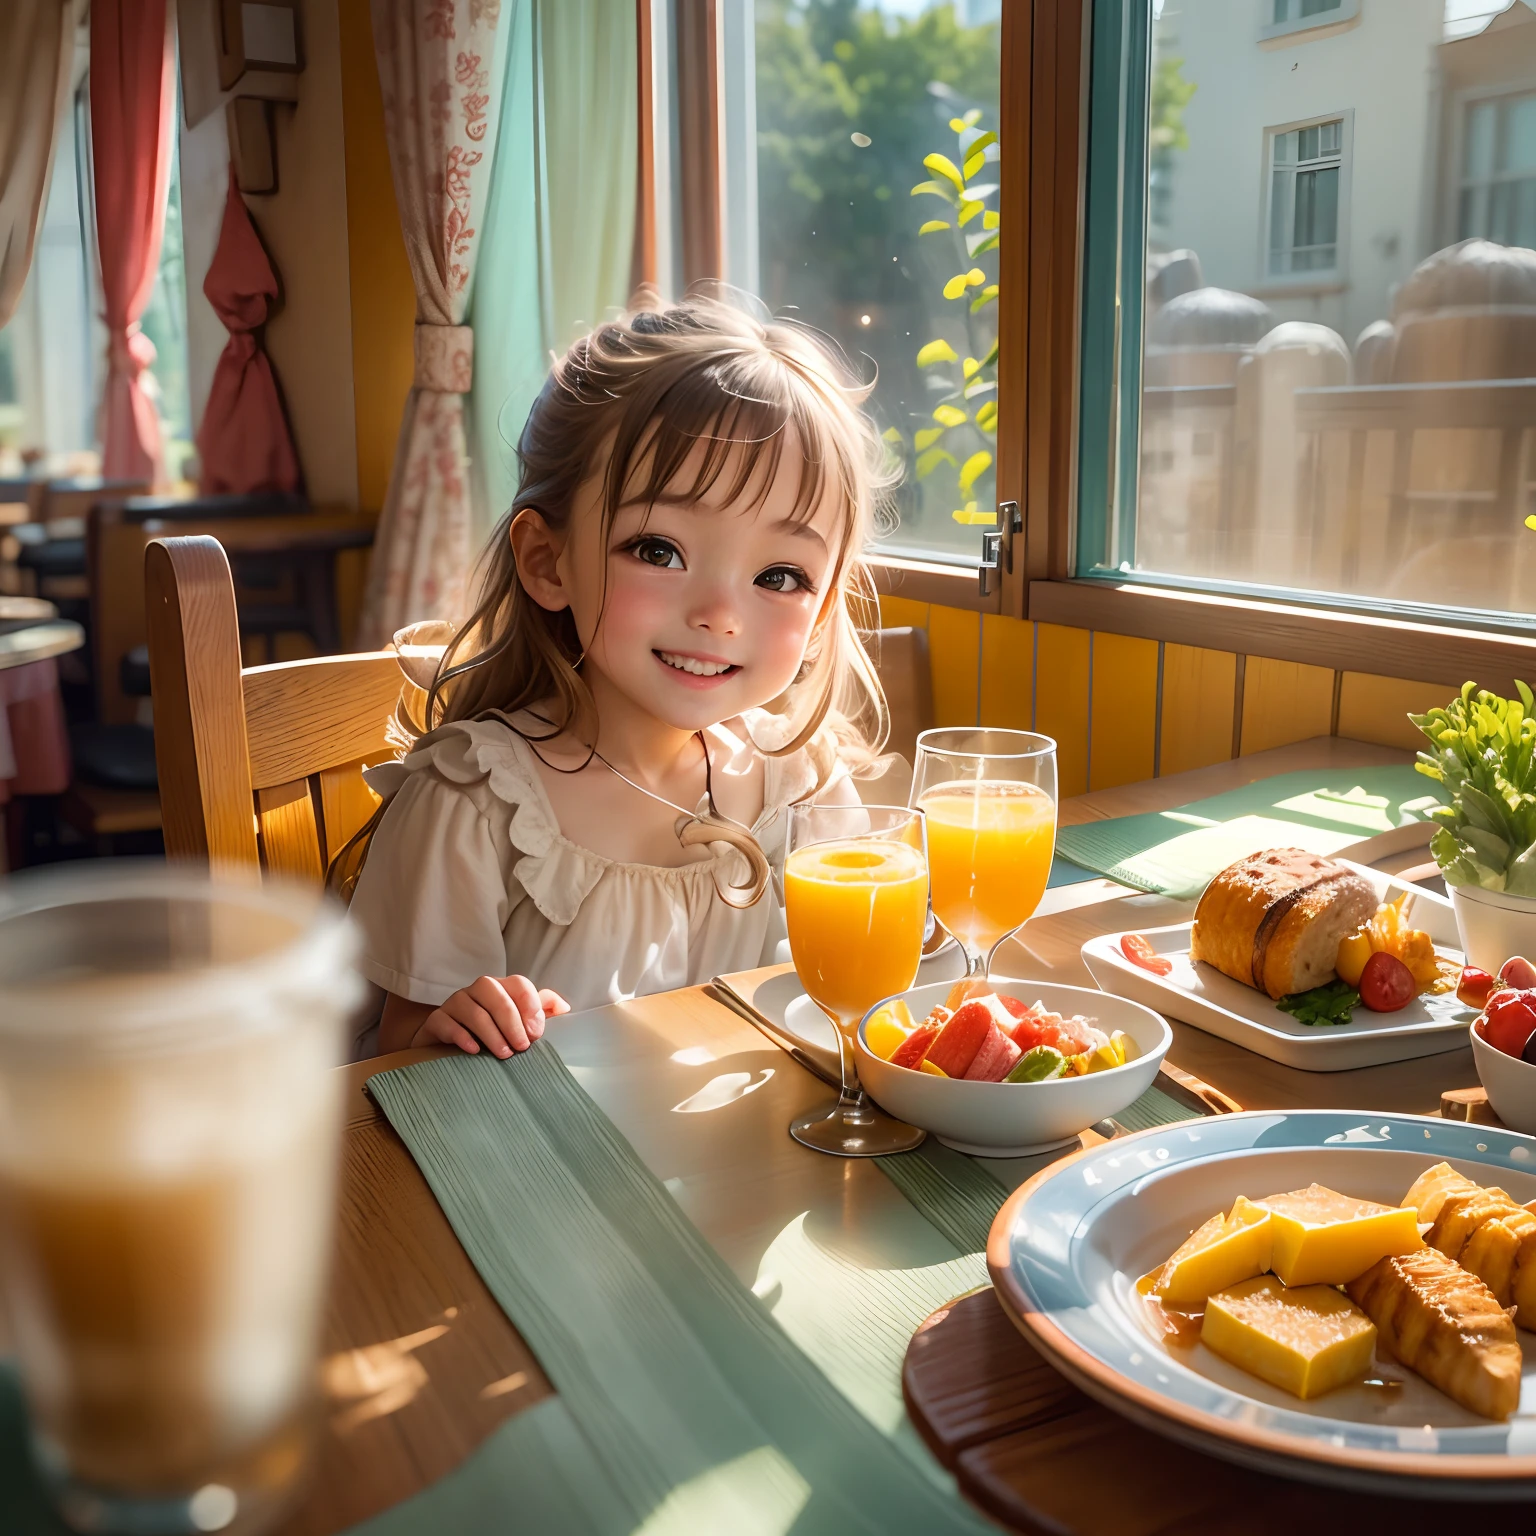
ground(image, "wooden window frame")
xmin=645 ymin=0 xmax=1536 ymax=701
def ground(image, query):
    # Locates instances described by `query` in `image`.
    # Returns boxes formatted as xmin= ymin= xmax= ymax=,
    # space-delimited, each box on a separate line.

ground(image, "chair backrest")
xmin=146 ymin=535 xmax=400 ymax=882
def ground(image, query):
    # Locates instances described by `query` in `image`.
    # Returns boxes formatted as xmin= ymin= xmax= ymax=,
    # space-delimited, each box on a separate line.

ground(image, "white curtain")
xmin=0 ymin=0 xmax=81 ymax=328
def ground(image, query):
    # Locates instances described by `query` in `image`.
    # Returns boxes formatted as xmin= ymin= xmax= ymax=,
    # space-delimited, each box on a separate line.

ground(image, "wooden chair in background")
xmin=146 ymin=535 xmax=398 ymax=880
xmin=874 ymin=625 xmax=934 ymax=766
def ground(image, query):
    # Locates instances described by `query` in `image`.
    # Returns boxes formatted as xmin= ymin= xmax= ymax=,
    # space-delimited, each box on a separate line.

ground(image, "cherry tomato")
xmin=1359 ymin=951 xmax=1415 ymax=1012
xmin=1480 ymin=989 xmax=1536 ymax=1059
xmin=1121 ymin=934 xmax=1173 ymax=976
xmin=1457 ymin=966 xmax=1499 ymax=1009
xmin=1499 ymin=956 xmax=1536 ymax=991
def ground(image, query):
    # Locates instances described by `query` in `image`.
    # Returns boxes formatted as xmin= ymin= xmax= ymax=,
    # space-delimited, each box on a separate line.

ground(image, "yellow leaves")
xmin=916 ymin=447 xmax=958 ymax=480
xmin=948 ymin=109 xmax=982 ymax=132
xmin=942 ymin=267 xmax=987 ymax=300
xmin=962 ymin=356 xmax=981 ymax=380
xmin=923 ymin=153 xmax=965 ymax=191
xmin=913 ymin=426 xmax=945 ymax=451
xmin=952 ymin=502 xmax=995 ymax=525
xmin=932 ymin=404 xmax=968 ymax=427
xmin=915 ymin=338 xmax=958 ymax=368
xmin=970 ymin=283 xmax=999 ymax=312
xmin=975 ymin=400 xmax=998 ymax=433
xmin=983 ymin=209 xmax=1000 ymax=229
xmin=958 ymin=450 xmax=993 ymax=494
xmin=882 ymin=426 xmax=904 ymax=444
xmin=958 ymin=200 xmax=984 ymax=226
xmin=918 ymin=219 xmax=951 ymax=235
xmin=963 ymin=153 xmax=985 ymax=181
xmin=910 ymin=179 xmax=954 ymax=202
xmin=1528 ymin=514 xmax=1536 ymax=531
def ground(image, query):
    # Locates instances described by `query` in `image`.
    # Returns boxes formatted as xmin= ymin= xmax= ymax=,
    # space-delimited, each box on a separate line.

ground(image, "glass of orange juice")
xmin=784 ymin=804 xmax=930 ymax=1156
xmin=911 ymin=728 xmax=1058 ymax=979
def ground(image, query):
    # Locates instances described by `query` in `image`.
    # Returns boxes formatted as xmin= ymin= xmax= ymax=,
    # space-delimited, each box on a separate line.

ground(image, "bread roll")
xmin=1190 ymin=848 xmax=1377 ymax=1000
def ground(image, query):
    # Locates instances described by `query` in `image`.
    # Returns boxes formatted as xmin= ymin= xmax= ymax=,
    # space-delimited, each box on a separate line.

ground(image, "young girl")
xmin=348 ymin=295 xmax=895 ymax=1058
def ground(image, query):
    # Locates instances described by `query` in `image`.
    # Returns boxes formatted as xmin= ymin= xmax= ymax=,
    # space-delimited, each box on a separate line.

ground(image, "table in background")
xmin=280 ymin=735 xmax=1480 ymax=1532
xmin=0 ymin=601 xmax=80 ymax=872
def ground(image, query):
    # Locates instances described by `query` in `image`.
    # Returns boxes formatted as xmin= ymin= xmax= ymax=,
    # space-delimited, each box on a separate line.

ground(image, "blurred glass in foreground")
xmin=0 ymin=864 xmax=359 ymax=1535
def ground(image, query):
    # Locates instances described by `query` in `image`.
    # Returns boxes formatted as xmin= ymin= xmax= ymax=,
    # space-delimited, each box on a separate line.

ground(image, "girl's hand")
xmin=411 ymin=976 xmax=571 ymax=1058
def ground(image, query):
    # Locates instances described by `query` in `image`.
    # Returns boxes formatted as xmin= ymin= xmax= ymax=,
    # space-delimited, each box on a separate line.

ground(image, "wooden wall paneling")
xmin=242 ymin=652 xmax=401 ymax=790
xmin=1159 ymin=643 xmax=1237 ymax=777
xmin=979 ymin=614 xmax=1035 ymax=731
xmin=995 ymin=0 xmax=1031 ymax=617
xmin=257 ymin=777 xmax=326 ymax=883
xmin=1336 ymin=673 xmax=1447 ymax=753
xmin=1239 ymin=657 xmax=1335 ymax=757
xmin=1087 ymin=631 xmax=1157 ymax=791
xmin=319 ymin=758 xmax=384 ymax=866
xmin=1033 ymin=622 xmax=1091 ymax=796
xmin=674 ymin=0 xmax=721 ymax=284
xmin=929 ymin=607 xmax=982 ymax=727
xmin=145 ymin=538 xmax=261 ymax=869
xmin=877 ymin=594 xmax=931 ymax=632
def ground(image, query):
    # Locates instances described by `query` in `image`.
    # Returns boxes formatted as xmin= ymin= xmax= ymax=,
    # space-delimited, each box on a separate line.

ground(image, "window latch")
xmin=977 ymin=502 xmax=1023 ymax=596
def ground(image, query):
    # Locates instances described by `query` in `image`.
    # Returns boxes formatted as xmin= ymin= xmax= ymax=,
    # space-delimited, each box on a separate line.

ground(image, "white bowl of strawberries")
xmin=855 ymin=977 xmax=1172 ymax=1157
xmin=1466 ymin=955 xmax=1536 ymax=1136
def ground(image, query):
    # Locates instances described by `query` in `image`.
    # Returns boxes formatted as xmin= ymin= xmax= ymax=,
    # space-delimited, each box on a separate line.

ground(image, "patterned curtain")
xmin=359 ymin=0 xmax=508 ymax=646
xmin=0 ymin=0 xmax=81 ymax=329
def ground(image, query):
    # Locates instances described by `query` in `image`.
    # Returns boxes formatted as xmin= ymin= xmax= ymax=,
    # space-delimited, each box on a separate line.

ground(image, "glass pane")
xmin=1089 ymin=0 xmax=1536 ymax=624
xmin=1501 ymin=92 xmax=1536 ymax=173
xmin=1464 ymin=98 xmax=1496 ymax=179
xmin=754 ymin=0 xmax=1002 ymax=558
xmin=1300 ymin=0 xmax=1342 ymax=17
xmin=137 ymin=107 xmax=192 ymax=483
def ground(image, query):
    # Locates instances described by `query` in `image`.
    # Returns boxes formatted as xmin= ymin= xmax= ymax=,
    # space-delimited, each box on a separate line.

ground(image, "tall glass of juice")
xmin=0 ymin=864 xmax=358 ymax=1536
xmin=783 ymin=803 xmax=929 ymax=1157
xmin=911 ymin=728 xmax=1058 ymax=979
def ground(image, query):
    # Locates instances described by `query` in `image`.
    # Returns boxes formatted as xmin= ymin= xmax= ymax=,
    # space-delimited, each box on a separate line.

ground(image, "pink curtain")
xmin=0 ymin=0 xmax=80 ymax=328
xmin=196 ymin=169 xmax=301 ymax=495
xmin=90 ymin=0 xmax=175 ymax=489
xmin=358 ymin=0 xmax=505 ymax=646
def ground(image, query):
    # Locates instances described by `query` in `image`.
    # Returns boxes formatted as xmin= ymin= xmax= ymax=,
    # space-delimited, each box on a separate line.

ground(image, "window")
xmin=1078 ymin=0 xmax=1536 ymax=628
xmin=1459 ymin=90 xmax=1536 ymax=249
xmin=747 ymin=0 xmax=1002 ymax=560
xmin=1261 ymin=0 xmax=1358 ymax=42
xmin=1267 ymin=117 xmax=1344 ymax=276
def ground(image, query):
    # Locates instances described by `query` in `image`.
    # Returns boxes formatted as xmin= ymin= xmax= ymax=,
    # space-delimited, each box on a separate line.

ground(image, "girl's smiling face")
xmin=516 ymin=432 xmax=847 ymax=732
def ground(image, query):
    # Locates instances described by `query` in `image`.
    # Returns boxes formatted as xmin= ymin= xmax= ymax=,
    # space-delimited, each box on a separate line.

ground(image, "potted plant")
xmin=1410 ymin=681 xmax=1536 ymax=971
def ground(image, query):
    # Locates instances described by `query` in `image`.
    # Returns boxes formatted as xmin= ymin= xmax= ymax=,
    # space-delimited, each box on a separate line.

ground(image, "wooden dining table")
xmin=282 ymin=734 xmax=1488 ymax=1534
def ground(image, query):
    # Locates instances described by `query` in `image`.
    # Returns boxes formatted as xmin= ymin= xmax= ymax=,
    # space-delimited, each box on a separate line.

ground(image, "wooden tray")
xmin=902 ymin=1288 xmax=1523 ymax=1532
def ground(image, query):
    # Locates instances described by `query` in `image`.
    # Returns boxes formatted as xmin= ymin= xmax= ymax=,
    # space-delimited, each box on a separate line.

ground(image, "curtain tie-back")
xmin=414 ymin=323 xmax=474 ymax=393
xmin=107 ymin=323 xmax=157 ymax=380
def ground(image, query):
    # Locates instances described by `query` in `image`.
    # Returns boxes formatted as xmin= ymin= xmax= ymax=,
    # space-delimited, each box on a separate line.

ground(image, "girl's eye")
xmin=756 ymin=566 xmax=812 ymax=595
xmin=631 ymin=537 xmax=683 ymax=569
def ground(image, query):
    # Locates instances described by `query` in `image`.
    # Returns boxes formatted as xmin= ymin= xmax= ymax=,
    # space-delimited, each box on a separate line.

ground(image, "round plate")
xmin=987 ymin=1110 xmax=1536 ymax=1498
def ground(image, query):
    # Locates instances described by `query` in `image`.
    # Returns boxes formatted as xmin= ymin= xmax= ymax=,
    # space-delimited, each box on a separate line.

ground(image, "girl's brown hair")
xmin=332 ymin=292 xmax=896 ymax=892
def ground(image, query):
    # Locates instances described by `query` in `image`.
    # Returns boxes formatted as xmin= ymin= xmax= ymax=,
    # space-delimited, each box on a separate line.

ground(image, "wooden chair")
xmin=146 ymin=535 xmax=399 ymax=880
xmin=874 ymin=625 xmax=934 ymax=765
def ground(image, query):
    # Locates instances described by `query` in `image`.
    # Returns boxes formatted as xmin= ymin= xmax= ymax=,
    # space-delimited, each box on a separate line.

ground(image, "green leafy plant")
xmin=1411 ymin=681 xmax=1536 ymax=895
xmin=907 ymin=109 xmax=999 ymax=527
xmin=1276 ymin=982 xmax=1360 ymax=1027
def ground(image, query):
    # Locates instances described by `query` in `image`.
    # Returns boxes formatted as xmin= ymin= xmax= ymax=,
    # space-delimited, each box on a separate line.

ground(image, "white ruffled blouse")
xmin=349 ymin=710 xmax=839 ymax=1014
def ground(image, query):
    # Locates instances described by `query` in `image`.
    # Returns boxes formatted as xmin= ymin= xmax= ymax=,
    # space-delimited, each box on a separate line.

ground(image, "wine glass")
xmin=783 ymin=803 xmax=929 ymax=1157
xmin=910 ymin=728 xmax=1058 ymax=980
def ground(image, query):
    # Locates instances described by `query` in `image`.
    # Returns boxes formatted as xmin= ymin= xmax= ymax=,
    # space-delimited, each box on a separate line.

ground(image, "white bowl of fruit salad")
xmin=855 ymin=977 xmax=1172 ymax=1156
xmin=1466 ymin=955 xmax=1536 ymax=1136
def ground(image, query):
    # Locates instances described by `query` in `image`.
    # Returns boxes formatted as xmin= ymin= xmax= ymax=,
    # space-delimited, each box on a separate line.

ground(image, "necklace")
xmin=521 ymin=721 xmax=770 ymax=909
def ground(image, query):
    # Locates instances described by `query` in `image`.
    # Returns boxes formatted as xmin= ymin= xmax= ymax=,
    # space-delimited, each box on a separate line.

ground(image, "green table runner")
xmin=1055 ymin=766 xmax=1443 ymax=898
xmin=361 ymin=1047 xmax=995 ymax=1535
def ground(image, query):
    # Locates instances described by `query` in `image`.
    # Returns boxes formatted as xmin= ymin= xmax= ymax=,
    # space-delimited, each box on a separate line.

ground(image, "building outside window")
xmin=1459 ymin=88 xmax=1536 ymax=248
xmin=1079 ymin=0 xmax=1536 ymax=627
xmin=1273 ymin=0 xmax=1343 ymax=22
xmin=1267 ymin=117 xmax=1345 ymax=276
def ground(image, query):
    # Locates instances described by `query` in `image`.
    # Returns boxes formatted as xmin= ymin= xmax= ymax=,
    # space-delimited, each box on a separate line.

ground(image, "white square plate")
xmin=1080 ymin=861 xmax=1472 ymax=1071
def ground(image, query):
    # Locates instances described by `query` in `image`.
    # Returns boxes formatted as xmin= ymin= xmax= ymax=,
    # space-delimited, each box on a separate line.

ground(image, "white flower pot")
xmin=1450 ymin=881 xmax=1536 ymax=973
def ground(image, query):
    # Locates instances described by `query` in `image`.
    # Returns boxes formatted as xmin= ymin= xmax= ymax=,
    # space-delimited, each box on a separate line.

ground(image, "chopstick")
xmin=706 ymin=977 xmax=842 ymax=1088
